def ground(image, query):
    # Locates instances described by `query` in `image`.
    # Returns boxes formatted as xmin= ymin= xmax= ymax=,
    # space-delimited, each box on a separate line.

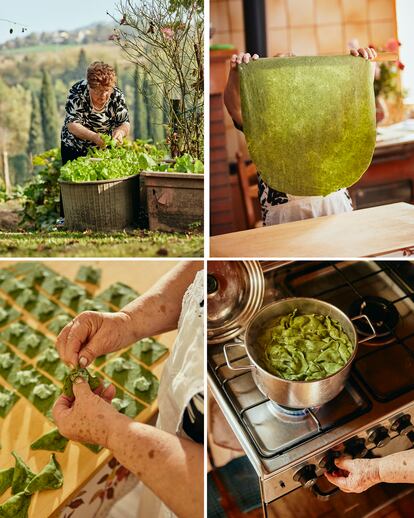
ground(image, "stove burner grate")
xmin=348 ymin=295 xmax=399 ymax=339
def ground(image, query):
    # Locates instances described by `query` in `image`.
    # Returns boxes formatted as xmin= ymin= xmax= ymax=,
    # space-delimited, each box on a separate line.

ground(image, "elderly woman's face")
xmin=89 ymin=85 xmax=113 ymax=107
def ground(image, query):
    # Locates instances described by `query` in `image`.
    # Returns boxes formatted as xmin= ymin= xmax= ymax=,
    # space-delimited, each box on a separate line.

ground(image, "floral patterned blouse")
xmin=61 ymin=80 xmax=129 ymax=152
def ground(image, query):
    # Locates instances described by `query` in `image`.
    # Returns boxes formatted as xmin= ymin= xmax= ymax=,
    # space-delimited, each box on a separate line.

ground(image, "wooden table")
xmin=0 ymin=260 xmax=179 ymax=517
xmin=210 ymin=202 xmax=414 ymax=258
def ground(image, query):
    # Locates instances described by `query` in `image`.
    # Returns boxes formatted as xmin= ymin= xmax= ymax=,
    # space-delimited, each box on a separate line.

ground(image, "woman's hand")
xmin=224 ymin=53 xmax=259 ymax=128
xmin=350 ymin=47 xmax=377 ymax=60
xmin=56 ymin=311 xmax=134 ymax=368
xmin=53 ymin=376 xmax=120 ymax=446
xmin=92 ymin=133 xmax=105 ymax=148
xmin=112 ymin=127 xmax=125 ymax=144
xmin=229 ymin=52 xmax=259 ymax=70
xmin=324 ymin=457 xmax=381 ymax=493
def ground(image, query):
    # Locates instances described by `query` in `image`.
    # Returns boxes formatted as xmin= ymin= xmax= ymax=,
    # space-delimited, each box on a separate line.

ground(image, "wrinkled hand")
xmin=230 ymin=52 xmax=259 ymax=70
xmin=56 ymin=311 xmax=132 ymax=368
xmin=350 ymin=47 xmax=377 ymax=60
xmin=112 ymin=127 xmax=125 ymax=143
xmin=325 ymin=457 xmax=381 ymax=493
xmin=53 ymin=376 xmax=118 ymax=446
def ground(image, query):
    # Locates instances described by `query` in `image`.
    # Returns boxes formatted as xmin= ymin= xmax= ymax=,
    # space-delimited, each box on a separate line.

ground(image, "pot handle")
xmin=223 ymin=343 xmax=254 ymax=371
xmin=351 ymin=314 xmax=377 ymax=343
xmin=311 ymin=482 xmax=340 ymax=501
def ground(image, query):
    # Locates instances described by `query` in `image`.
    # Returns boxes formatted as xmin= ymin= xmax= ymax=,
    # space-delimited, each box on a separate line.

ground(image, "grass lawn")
xmin=0 ymin=230 xmax=204 ymax=257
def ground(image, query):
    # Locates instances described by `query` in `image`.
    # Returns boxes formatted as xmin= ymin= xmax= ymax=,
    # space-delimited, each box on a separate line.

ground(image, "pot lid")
xmin=207 ymin=260 xmax=264 ymax=343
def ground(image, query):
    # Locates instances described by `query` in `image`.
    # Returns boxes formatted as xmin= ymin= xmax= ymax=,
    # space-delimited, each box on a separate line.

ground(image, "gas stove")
xmin=208 ymin=261 xmax=414 ymax=507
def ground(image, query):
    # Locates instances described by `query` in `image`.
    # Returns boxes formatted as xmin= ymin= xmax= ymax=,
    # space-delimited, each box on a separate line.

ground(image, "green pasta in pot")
xmin=258 ymin=310 xmax=354 ymax=381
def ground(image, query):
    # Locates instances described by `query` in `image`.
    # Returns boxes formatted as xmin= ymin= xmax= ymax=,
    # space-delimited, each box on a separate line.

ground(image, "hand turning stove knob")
xmin=368 ymin=426 xmax=391 ymax=448
xmin=319 ymin=450 xmax=341 ymax=470
xmin=293 ymin=464 xmax=317 ymax=488
xmin=344 ymin=437 xmax=368 ymax=458
xmin=391 ymin=415 xmax=414 ymax=436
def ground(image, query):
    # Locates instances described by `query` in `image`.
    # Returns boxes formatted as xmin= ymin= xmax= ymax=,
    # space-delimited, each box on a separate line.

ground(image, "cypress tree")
xmin=77 ymin=48 xmax=88 ymax=79
xmin=27 ymin=92 xmax=44 ymax=156
xmin=142 ymin=72 xmax=152 ymax=140
xmin=134 ymin=67 xmax=148 ymax=140
xmin=150 ymin=86 xmax=164 ymax=144
xmin=40 ymin=69 xmax=59 ymax=150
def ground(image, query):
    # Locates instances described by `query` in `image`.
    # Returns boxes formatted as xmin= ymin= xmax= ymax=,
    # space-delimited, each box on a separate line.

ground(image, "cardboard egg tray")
xmin=0 ymin=261 xmax=175 ymax=517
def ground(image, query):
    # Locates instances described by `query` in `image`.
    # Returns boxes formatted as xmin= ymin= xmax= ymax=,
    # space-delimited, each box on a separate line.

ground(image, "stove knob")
xmin=344 ymin=437 xmax=368 ymax=458
xmin=368 ymin=426 xmax=391 ymax=448
xmin=319 ymin=450 xmax=341 ymax=470
xmin=293 ymin=464 xmax=317 ymax=488
xmin=391 ymin=415 xmax=414 ymax=436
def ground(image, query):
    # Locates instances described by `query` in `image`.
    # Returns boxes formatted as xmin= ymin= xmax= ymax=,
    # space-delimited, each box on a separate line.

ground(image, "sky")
xmin=0 ymin=0 xmax=122 ymax=44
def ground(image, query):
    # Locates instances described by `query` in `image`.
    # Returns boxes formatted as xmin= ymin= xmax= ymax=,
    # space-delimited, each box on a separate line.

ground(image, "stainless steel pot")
xmin=224 ymin=297 xmax=376 ymax=409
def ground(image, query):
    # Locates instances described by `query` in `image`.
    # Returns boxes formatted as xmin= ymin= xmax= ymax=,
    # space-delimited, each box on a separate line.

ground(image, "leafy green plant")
xmin=21 ymin=148 xmax=61 ymax=230
xmin=157 ymin=153 xmax=204 ymax=174
xmin=61 ymin=140 xmax=203 ymax=182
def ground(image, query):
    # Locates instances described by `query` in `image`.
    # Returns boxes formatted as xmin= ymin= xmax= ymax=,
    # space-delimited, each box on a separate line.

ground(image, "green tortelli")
xmin=258 ymin=310 xmax=354 ymax=381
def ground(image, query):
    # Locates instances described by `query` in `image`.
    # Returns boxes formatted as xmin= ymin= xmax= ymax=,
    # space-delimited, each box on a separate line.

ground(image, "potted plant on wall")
xmin=111 ymin=0 xmax=204 ymax=233
xmin=372 ymin=38 xmax=405 ymax=125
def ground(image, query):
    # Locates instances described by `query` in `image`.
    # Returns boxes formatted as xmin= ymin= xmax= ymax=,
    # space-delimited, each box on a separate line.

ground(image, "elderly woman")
xmin=60 ymin=61 xmax=130 ymax=165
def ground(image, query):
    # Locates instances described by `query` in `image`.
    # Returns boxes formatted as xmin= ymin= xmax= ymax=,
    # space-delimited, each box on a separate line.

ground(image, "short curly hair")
xmin=87 ymin=62 xmax=116 ymax=89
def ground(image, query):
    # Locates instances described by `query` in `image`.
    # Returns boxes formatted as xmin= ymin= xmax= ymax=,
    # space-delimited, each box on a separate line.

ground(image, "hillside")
xmin=0 ymin=22 xmax=116 ymax=51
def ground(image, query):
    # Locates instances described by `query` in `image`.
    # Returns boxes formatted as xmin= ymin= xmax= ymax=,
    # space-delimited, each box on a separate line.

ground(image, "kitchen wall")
xmin=210 ymin=0 xmax=398 ymax=162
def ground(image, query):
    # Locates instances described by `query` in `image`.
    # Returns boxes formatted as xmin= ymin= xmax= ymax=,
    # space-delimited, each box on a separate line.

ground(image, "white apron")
xmin=137 ymin=270 xmax=204 ymax=518
xmin=264 ymin=189 xmax=353 ymax=226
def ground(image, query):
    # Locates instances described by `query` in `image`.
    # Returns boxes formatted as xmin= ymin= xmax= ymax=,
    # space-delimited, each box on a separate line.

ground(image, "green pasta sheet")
xmin=47 ymin=314 xmax=73 ymax=336
xmin=0 ymin=270 xmax=13 ymax=288
xmin=0 ymin=278 xmax=32 ymax=299
xmin=77 ymin=298 xmax=112 ymax=313
xmin=130 ymin=337 xmax=168 ymax=366
xmin=25 ymin=294 xmax=63 ymax=323
xmin=20 ymin=265 xmax=57 ymax=289
xmin=8 ymin=366 xmax=59 ymax=417
xmin=0 ymin=343 xmax=24 ymax=384
xmin=1 ymin=322 xmax=53 ymax=359
xmin=0 ymin=468 xmax=14 ymax=497
xmin=93 ymin=353 xmax=114 ymax=368
xmin=24 ymin=454 xmax=63 ymax=494
xmin=30 ymin=428 xmax=68 ymax=453
xmin=9 ymin=262 xmax=43 ymax=275
xmin=57 ymin=284 xmax=89 ymax=312
xmin=0 ymin=492 xmax=31 ymax=518
xmin=40 ymin=275 xmax=71 ymax=297
xmin=103 ymin=353 xmax=159 ymax=404
xmin=0 ymin=385 xmax=19 ymax=418
xmin=239 ymin=55 xmax=376 ymax=196
xmin=0 ymin=299 xmax=20 ymax=328
xmin=75 ymin=266 xmax=101 ymax=285
xmin=258 ymin=311 xmax=354 ymax=381
xmin=36 ymin=347 xmax=71 ymax=383
xmin=111 ymin=385 xmax=146 ymax=419
xmin=96 ymin=282 xmax=139 ymax=309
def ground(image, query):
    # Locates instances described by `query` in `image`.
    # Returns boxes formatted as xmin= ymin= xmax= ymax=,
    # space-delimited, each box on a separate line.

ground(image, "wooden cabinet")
xmin=349 ymin=140 xmax=414 ymax=208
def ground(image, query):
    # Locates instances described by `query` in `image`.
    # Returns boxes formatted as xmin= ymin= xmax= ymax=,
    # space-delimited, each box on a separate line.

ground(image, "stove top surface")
xmin=208 ymin=261 xmax=414 ymax=477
